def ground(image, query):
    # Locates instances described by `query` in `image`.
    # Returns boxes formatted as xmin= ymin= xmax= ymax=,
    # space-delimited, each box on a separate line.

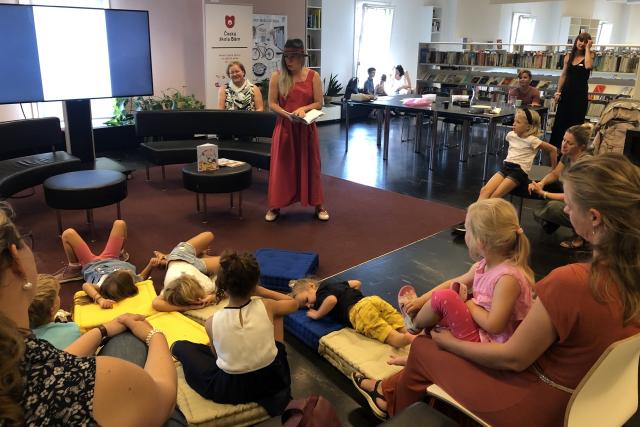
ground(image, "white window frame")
xmin=509 ymin=12 xmax=536 ymax=52
xmin=596 ymin=22 xmax=613 ymax=46
xmin=354 ymin=2 xmax=394 ymax=88
xmin=18 ymin=0 xmax=113 ymax=126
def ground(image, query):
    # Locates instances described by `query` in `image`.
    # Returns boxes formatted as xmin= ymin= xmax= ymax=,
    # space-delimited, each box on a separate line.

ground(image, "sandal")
xmin=265 ymin=209 xmax=280 ymax=222
xmin=351 ymin=373 xmax=388 ymax=420
xmin=560 ymin=236 xmax=585 ymax=249
xmin=398 ymin=285 xmax=421 ymax=334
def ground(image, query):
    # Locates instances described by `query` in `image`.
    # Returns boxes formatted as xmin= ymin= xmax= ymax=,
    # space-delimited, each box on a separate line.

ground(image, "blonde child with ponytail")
xmin=394 ymin=199 xmax=533 ymax=364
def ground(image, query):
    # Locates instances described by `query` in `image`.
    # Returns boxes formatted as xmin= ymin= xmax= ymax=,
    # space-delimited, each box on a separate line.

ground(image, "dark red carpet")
xmin=10 ymin=165 xmax=465 ymax=308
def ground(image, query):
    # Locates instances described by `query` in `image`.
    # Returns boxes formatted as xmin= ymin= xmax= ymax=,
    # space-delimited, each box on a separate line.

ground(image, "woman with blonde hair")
xmin=0 ymin=203 xmax=177 ymax=426
xmin=353 ymin=154 xmax=640 ymax=426
xmin=217 ymin=61 xmax=264 ymax=111
xmin=265 ymin=38 xmax=328 ymax=222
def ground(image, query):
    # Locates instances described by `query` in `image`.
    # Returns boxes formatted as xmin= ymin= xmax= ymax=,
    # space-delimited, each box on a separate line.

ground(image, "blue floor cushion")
xmin=256 ymin=248 xmax=319 ymax=292
xmin=284 ymin=309 xmax=343 ymax=351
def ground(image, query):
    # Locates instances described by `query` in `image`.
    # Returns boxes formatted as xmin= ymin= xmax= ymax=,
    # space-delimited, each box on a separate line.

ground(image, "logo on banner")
xmin=225 ymin=15 xmax=235 ymax=28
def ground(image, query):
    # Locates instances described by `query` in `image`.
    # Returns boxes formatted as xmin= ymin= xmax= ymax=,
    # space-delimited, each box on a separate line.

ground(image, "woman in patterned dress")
xmin=0 ymin=203 xmax=178 ymax=426
xmin=217 ymin=61 xmax=264 ymax=111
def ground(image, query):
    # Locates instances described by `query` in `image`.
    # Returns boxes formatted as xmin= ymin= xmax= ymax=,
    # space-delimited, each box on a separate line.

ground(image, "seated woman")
xmin=352 ymin=154 xmax=640 ymax=426
xmin=530 ymin=124 xmax=591 ymax=249
xmin=509 ymin=69 xmax=541 ymax=107
xmin=389 ymin=65 xmax=412 ymax=95
xmin=217 ymin=61 xmax=264 ymax=111
xmin=0 ymin=203 xmax=177 ymax=426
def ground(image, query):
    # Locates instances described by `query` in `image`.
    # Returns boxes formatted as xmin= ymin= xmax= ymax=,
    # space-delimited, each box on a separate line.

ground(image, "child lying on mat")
xmin=289 ymin=278 xmax=415 ymax=349
xmin=57 ymin=220 xmax=158 ymax=309
xmin=393 ymin=198 xmax=534 ymax=366
xmin=29 ymin=274 xmax=81 ymax=349
xmin=152 ymin=231 xmax=225 ymax=312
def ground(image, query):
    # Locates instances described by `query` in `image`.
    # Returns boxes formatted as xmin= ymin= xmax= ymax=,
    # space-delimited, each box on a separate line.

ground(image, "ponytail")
xmin=511 ymin=228 xmax=535 ymax=284
xmin=0 ymin=313 xmax=25 ymax=426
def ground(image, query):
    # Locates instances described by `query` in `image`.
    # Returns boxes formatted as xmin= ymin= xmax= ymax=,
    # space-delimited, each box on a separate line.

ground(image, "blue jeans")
xmin=99 ymin=332 xmax=187 ymax=427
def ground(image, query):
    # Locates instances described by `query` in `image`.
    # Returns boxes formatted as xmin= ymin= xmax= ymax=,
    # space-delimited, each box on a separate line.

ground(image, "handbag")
xmin=281 ymin=395 xmax=342 ymax=427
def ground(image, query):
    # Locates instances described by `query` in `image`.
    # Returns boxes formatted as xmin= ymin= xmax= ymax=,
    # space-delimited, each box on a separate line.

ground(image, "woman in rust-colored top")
xmin=353 ymin=154 xmax=640 ymax=426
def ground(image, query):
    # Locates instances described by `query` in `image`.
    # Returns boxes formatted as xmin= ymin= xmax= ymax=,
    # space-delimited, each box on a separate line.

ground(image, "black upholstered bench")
xmin=43 ymin=170 xmax=128 ymax=237
xmin=135 ymin=110 xmax=276 ymax=183
xmin=0 ymin=117 xmax=82 ymax=198
xmin=182 ymin=162 xmax=252 ymax=222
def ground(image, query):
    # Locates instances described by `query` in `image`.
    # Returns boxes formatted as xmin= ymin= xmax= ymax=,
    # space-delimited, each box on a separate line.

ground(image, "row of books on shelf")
xmin=422 ymin=73 xmax=634 ymax=96
xmin=420 ymin=49 xmax=640 ymax=74
xmin=307 ymin=9 xmax=321 ymax=29
xmin=422 ymin=73 xmax=556 ymax=89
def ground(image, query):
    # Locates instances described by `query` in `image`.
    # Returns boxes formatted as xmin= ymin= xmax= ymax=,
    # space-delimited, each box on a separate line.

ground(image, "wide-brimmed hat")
xmin=277 ymin=46 xmax=308 ymax=57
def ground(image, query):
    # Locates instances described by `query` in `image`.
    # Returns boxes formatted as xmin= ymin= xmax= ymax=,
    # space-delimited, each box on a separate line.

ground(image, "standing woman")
xmin=265 ymin=38 xmax=328 ymax=222
xmin=549 ymin=33 xmax=593 ymax=152
xmin=217 ymin=61 xmax=264 ymax=111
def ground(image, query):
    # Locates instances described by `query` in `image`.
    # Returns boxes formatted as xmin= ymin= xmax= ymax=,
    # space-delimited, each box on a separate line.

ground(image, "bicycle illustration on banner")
xmin=252 ymin=15 xmax=287 ymax=84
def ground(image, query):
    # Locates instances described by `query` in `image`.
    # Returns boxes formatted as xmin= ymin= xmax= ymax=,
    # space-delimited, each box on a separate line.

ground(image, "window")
xmin=354 ymin=2 xmax=394 ymax=89
xmin=18 ymin=0 xmax=113 ymax=125
xmin=509 ymin=13 xmax=536 ymax=51
xmin=596 ymin=22 xmax=613 ymax=46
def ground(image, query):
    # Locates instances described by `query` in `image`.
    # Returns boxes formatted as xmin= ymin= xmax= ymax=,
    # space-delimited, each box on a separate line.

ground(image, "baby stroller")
xmin=592 ymin=98 xmax=640 ymax=155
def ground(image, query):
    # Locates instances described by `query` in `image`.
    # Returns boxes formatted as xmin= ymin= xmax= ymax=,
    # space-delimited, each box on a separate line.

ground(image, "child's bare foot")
xmin=387 ymin=355 xmax=408 ymax=366
xmin=153 ymin=251 xmax=169 ymax=268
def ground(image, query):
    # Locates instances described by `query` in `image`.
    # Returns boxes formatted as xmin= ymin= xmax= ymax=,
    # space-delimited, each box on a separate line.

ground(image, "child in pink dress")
xmin=394 ymin=198 xmax=533 ymax=364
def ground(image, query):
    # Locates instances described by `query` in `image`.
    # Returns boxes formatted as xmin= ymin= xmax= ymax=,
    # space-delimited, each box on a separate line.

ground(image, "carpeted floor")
xmin=10 ymin=165 xmax=465 ymax=308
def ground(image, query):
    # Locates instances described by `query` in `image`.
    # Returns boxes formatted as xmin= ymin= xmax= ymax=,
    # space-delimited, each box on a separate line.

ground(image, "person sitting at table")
xmin=375 ymin=74 xmax=388 ymax=96
xmin=389 ymin=65 xmax=412 ymax=95
xmin=363 ymin=67 xmax=376 ymax=95
xmin=509 ymin=69 xmax=541 ymax=107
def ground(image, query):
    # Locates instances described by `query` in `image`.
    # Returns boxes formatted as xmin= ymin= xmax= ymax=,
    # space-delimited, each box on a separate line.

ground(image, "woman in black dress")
xmin=549 ymin=32 xmax=593 ymax=152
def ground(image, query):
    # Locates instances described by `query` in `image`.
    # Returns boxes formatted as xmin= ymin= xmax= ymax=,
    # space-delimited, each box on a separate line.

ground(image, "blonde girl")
xmin=28 ymin=274 xmax=81 ymax=349
xmin=454 ymin=108 xmax=557 ymax=233
xmin=152 ymin=232 xmax=223 ymax=312
xmin=395 ymin=199 xmax=534 ymax=364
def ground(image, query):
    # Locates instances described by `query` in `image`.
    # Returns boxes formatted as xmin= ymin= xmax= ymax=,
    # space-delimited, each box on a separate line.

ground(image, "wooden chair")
xmin=425 ymin=332 xmax=640 ymax=427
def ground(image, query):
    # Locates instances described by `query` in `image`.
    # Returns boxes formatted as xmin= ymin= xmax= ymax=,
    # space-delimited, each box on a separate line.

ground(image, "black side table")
xmin=181 ymin=162 xmax=252 ymax=222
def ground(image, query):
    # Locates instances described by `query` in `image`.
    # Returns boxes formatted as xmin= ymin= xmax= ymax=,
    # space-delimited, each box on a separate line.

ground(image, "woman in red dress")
xmin=265 ymin=38 xmax=328 ymax=222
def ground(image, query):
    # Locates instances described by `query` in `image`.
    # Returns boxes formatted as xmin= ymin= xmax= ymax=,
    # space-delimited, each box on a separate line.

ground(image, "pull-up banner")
xmin=204 ymin=3 xmax=252 ymax=108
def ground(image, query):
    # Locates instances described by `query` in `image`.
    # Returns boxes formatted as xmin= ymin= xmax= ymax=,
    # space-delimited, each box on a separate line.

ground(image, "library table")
xmin=345 ymin=95 xmax=547 ymax=182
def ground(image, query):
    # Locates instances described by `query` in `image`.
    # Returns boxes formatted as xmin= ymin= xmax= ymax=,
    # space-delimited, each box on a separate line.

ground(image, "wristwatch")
xmin=96 ymin=324 xmax=110 ymax=345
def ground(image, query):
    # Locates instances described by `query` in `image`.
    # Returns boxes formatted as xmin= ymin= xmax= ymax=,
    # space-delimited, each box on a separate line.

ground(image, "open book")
xmin=288 ymin=109 xmax=325 ymax=125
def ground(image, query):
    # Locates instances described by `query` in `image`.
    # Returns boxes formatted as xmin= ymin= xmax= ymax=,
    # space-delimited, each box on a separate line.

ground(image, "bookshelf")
xmin=416 ymin=42 xmax=640 ymax=124
xmin=306 ymin=0 xmax=322 ymax=76
xmin=431 ymin=6 xmax=441 ymax=42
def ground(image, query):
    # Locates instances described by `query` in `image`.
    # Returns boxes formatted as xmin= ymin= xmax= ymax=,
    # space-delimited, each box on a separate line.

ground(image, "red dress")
xmin=268 ymin=69 xmax=324 ymax=209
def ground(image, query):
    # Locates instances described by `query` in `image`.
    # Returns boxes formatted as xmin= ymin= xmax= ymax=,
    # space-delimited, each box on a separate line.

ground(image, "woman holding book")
xmin=549 ymin=33 xmax=593 ymax=153
xmin=265 ymin=38 xmax=328 ymax=222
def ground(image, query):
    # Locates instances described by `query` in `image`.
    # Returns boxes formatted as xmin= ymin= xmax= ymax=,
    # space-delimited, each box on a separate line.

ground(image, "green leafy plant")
xmin=323 ymin=74 xmax=343 ymax=97
xmin=105 ymin=89 xmax=205 ymax=126
xmin=104 ymin=97 xmax=134 ymax=126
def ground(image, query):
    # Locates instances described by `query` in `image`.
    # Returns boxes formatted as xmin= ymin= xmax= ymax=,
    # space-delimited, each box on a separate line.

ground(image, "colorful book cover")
xmin=478 ymin=76 xmax=490 ymax=85
xmin=593 ymin=84 xmax=607 ymax=94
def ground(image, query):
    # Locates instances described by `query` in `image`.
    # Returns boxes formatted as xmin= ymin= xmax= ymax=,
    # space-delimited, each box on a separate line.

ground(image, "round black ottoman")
xmin=43 ymin=170 xmax=128 ymax=236
xmin=182 ymin=162 xmax=252 ymax=222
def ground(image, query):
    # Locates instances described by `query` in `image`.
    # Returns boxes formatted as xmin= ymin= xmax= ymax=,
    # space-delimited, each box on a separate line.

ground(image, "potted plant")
xmin=323 ymin=74 xmax=343 ymax=106
xmin=105 ymin=89 xmax=205 ymax=126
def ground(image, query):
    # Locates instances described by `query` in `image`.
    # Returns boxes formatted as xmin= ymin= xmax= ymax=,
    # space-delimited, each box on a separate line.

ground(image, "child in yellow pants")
xmin=290 ymin=278 xmax=414 ymax=348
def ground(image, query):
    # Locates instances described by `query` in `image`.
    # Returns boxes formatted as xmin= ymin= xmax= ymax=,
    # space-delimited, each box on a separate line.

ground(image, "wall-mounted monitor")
xmin=0 ymin=4 xmax=153 ymax=105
